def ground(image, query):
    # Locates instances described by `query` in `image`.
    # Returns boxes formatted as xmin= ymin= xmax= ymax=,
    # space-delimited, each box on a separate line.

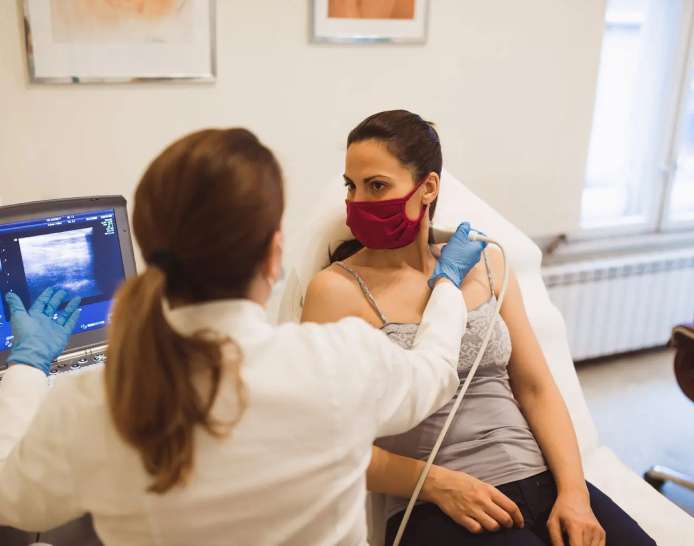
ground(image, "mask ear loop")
xmin=416 ymin=175 xmax=440 ymax=243
xmin=403 ymin=178 xmax=430 ymax=224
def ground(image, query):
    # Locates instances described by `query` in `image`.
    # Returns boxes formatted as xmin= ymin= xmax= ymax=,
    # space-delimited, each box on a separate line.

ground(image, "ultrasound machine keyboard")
xmin=0 ymin=345 xmax=107 ymax=385
xmin=47 ymin=346 xmax=107 ymax=385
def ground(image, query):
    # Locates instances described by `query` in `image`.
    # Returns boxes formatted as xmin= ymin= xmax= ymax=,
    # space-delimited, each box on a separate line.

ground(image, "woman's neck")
xmin=357 ymin=220 xmax=435 ymax=273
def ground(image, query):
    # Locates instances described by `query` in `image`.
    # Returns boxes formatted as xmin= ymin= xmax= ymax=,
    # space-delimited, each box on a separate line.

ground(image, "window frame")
xmin=575 ymin=0 xmax=694 ymax=242
xmin=660 ymin=5 xmax=694 ymax=232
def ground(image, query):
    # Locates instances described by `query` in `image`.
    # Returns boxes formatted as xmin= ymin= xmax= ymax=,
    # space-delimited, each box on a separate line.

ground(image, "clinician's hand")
xmin=5 ymin=287 xmax=81 ymax=376
xmin=429 ymin=222 xmax=487 ymax=288
xmin=424 ymin=465 xmax=525 ymax=533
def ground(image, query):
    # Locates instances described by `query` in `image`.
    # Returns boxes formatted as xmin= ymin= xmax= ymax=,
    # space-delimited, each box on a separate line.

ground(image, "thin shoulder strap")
xmin=481 ymin=250 xmax=496 ymax=297
xmin=334 ymin=262 xmax=389 ymax=325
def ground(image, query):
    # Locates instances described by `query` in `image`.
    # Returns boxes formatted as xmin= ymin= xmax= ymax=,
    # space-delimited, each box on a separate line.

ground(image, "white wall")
xmin=0 ymin=0 xmax=605 ymax=265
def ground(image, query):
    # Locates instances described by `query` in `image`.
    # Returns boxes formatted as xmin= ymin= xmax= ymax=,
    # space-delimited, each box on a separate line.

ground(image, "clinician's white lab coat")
xmin=0 ymin=281 xmax=465 ymax=546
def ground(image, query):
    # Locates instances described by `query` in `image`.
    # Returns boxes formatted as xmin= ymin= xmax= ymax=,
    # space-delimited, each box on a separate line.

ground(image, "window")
xmin=667 ymin=67 xmax=694 ymax=224
xmin=582 ymin=0 xmax=694 ymax=233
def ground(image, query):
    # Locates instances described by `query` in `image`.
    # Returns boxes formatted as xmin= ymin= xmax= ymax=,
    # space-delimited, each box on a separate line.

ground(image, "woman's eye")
xmin=344 ymin=181 xmax=355 ymax=191
xmin=370 ymin=181 xmax=385 ymax=192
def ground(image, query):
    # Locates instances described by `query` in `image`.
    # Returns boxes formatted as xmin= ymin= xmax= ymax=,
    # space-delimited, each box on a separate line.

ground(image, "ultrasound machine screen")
xmin=0 ymin=196 xmax=136 ymax=372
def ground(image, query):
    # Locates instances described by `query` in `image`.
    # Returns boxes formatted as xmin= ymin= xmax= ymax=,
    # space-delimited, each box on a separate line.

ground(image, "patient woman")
xmin=301 ymin=111 xmax=656 ymax=546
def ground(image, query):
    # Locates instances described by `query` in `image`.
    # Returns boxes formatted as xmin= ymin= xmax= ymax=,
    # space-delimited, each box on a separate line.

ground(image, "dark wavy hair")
xmin=330 ymin=109 xmax=442 ymax=263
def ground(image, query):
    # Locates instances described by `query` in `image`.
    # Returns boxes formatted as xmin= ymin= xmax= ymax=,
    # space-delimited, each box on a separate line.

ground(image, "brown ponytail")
xmin=105 ymin=129 xmax=283 ymax=493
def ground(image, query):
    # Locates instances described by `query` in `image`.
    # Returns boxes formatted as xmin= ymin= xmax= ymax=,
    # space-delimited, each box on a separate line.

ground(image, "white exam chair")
xmin=275 ymin=169 xmax=694 ymax=546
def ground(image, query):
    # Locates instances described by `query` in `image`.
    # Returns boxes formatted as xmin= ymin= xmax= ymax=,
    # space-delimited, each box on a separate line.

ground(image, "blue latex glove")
xmin=429 ymin=222 xmax=488 ymax=288
xmin=4 ymin=287 xmax=82 ymax=376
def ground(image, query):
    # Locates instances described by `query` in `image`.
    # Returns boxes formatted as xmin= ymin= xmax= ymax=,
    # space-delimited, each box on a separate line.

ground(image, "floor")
xmin=576 ymin=348 xmax=694 ymax=516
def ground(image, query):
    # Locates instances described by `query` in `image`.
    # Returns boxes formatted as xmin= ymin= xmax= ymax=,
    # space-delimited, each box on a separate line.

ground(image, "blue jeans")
xmin=385 ymin=470 xmax=657 ymax=545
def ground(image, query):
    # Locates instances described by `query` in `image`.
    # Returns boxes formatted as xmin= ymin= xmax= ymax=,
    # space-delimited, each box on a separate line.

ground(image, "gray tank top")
xmin=335 ymin=255 xmax=547 ymax=520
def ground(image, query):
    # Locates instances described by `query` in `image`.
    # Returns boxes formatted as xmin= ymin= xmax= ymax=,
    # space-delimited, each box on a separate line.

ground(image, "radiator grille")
xmin=542 ymin=249 xmax=694 ymax=361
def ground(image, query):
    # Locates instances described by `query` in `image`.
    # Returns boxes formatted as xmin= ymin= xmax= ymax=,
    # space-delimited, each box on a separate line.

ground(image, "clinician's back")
xmin=87 ymin=129 xmax=369 ymax=545
xmin=41 ymin=314 xmax=388 ymax=545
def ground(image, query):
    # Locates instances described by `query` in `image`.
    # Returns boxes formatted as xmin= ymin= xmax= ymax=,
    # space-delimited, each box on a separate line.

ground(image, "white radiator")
xmin=542 ymin=248 xmax=694 ymax=361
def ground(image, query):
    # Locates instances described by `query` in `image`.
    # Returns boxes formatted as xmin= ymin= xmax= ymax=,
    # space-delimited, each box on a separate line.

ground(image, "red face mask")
xmin=346 ymin=181 xmax=427 ymax=250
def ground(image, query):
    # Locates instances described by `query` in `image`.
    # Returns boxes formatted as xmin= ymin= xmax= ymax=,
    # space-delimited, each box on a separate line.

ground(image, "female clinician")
xmin=0 ymin=128 xmax=487 ymax=546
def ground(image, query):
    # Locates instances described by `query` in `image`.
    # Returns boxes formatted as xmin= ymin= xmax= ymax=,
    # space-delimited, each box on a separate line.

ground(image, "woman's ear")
xmin=422 ymin=172 xmax=440 ymax=205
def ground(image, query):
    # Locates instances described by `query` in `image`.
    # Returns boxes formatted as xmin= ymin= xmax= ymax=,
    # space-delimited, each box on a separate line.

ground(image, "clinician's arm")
xmin=0 ymin=366 xmax=49 ymax=460
xmin=0 ymin=288 xmax=84 ymax=530
xmin=303 ymin=276 xmax=466 ymax=437
xmin=0 ymin=379 xmax=83 ymax=530
xmin=0 ymin=287 xmax=82 ymax=458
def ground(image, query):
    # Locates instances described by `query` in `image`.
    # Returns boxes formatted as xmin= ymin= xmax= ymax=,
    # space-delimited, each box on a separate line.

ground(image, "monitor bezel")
xmin=0 ymin=195 xmax=137 ymax=367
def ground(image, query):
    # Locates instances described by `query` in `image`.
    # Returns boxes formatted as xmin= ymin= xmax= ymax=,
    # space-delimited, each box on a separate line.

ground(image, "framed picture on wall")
xmin=22 ymin=0 xmax=216 ymax=84
xmin=311 ymin=0 xmax=430 ymax=44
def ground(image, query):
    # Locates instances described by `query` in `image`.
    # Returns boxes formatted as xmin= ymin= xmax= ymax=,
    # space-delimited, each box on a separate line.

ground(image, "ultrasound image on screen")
xmin=18 ymin=227 xmax=102 ymax=302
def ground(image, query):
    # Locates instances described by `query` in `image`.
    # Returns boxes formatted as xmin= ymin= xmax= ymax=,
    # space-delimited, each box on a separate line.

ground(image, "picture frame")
xmin=311 ymin=0 xmax=430 ymax=44
xmin=21 ymin=0 xmax=216 ymax=84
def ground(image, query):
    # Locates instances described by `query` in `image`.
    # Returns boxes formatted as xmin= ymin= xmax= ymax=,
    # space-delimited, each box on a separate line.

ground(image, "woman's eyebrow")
xmin=343 ymin=174 xmax=393 ymax=184
xmin=364 ymin=175 xmax=392 ymax=182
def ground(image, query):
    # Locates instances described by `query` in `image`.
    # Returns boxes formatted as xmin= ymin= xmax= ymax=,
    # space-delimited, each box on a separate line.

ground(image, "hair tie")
xmin=148 ymin=249 xmax=183 ymax=279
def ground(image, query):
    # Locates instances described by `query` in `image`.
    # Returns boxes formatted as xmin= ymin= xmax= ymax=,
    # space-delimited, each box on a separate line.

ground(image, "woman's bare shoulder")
xmin=301 ymin=263 xmax=365 ymax=323
xmin=306 ymin=264 xmax=359 ymax=297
